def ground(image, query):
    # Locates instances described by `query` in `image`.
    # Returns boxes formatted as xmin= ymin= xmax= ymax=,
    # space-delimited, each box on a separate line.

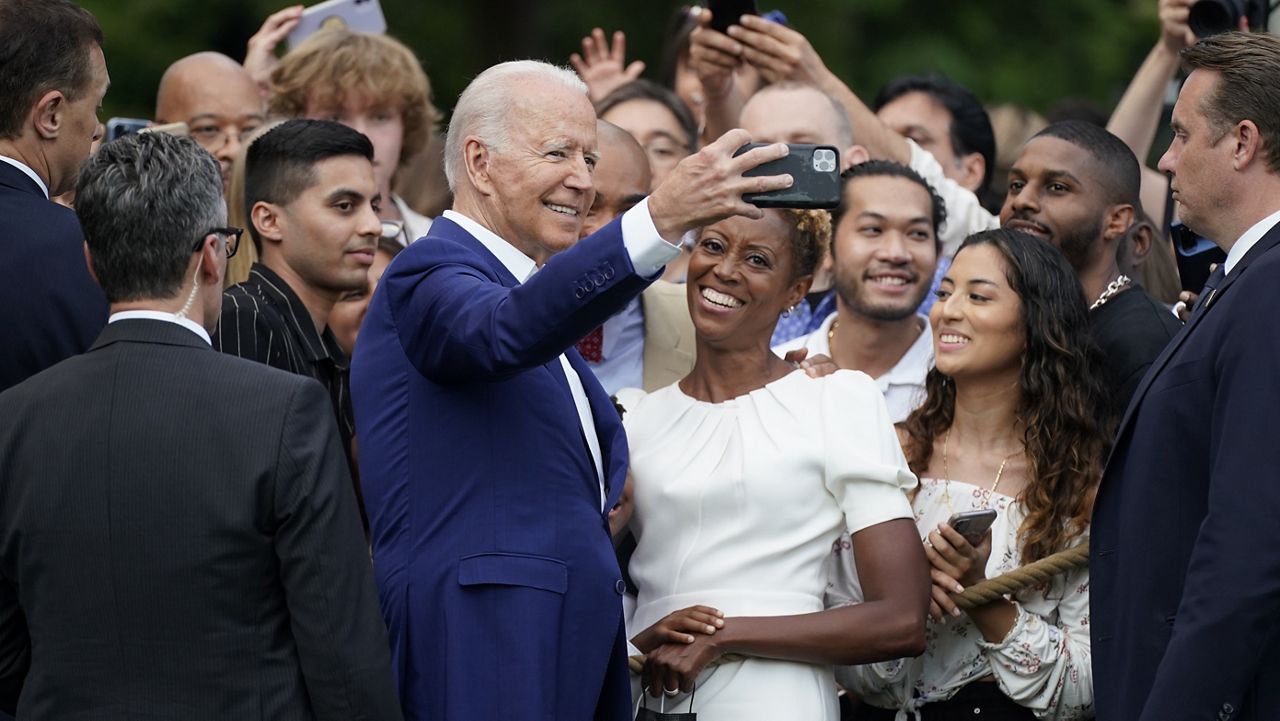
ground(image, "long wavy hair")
xmin=902 ymin=229 xmax=1110 ymax=563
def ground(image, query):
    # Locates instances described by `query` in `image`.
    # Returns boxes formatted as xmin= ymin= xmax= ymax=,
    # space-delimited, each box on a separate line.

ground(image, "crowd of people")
xmin=1 ymin=0 xmax=1279 ymax=720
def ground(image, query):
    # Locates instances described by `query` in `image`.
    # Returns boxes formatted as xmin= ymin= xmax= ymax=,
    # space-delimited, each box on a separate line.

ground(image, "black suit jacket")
xmin=0 ymin=160 xmax=107 ymax=393
xmin=0 ymin=319 xmax=401 ymax=720
xmin=1091 ymin=221 xmax=1280 ymax=721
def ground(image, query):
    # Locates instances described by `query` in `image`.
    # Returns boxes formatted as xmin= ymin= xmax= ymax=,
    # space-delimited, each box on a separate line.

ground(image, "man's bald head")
xmin=581 ymin=120 xmax=651 ymax=238
xmin=155 ymin=52 xmax=264 ymax=192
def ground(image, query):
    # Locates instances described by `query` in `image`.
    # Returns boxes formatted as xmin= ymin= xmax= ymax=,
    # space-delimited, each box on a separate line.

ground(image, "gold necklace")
xmin=941 ymin=428 xmax=1022 ymax=507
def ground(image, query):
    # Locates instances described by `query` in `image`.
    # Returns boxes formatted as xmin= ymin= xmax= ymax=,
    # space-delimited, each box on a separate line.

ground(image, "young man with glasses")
xmin=214 ymin=119 xmax=382 ymax=530
xmin=0 ymin=130 xmax=400 ymax=718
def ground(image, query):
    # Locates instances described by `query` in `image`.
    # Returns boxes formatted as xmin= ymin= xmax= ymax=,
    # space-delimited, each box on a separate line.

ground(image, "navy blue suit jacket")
xmin=351 ymin=215 xmax=651 ymax=721
xmin=0 ymin=161 xmax=107 ymax=392
xmin=1091 ymin=221 xmax=1280 ymax=721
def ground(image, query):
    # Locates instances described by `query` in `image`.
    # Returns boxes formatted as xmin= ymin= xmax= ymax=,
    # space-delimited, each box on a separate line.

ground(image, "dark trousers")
xmin=852 ymin=681 xmax=1039 ymax=720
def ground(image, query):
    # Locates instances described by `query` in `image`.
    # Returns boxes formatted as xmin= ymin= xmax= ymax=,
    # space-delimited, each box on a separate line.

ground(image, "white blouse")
xmin=834 ymin=478 xmax=1093 ymax=721
xmin=622 ymin=369 xmax=917 ymax=721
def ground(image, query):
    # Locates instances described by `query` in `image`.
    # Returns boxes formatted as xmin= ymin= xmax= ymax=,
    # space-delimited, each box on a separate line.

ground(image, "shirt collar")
xmin=1225 ymin=207 xmax=1280 ymax=275
xmin=246 ymin=264 xmax=346 ymax=366
xmin=443 ymin=209 xmax=538 ymax=284
xmin=880 ymin=315 xmax=933 ymax=387
xmin=0 ymin=154 xmax=49 ymax=198
xmin=109 ymin=310 xmax=212 ymax=345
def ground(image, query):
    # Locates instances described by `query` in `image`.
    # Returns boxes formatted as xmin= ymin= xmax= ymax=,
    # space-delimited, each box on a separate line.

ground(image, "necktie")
xmin=575 ymin=326 xmax=604 ymax=363
xmin=1190 ymin=264 xmax=1226 ymax=318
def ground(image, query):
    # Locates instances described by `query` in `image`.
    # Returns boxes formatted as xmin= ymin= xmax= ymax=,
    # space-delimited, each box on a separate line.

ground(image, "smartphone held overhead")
xmin=287 ymin=0 xmax=386 ymax=49
xmin=735 ymin=143 xmax=841 ymax=210
xmin=707 ymin=0 xmax=759 ymax=34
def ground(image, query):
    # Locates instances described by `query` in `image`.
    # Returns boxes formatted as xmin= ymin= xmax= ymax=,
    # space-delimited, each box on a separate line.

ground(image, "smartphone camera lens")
xmin=812 ymin=149 xmax=837 ymax=173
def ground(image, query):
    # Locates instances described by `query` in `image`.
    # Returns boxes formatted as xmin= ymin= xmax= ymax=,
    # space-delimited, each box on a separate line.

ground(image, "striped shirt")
xmin=213 ymin=264 xmax=365 ymax=528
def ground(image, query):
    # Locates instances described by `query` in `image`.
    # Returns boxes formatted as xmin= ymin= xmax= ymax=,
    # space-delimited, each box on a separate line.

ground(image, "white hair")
xmin=443 ymin=60 xmax=589 ymax=191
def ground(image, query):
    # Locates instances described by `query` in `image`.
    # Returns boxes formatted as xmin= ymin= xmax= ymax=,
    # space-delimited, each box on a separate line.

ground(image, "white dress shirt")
xmin=442 ymin=199 xmax=681 ymax=509
xmin=773 ymin=312 xmax=933 ymax=423
xmin=1224 ymin=207 xmax=1280 ymax=275
xmin=108 ymin=309 xmax=212 ymax=345
xmin=0 ymin=154 xmax=50 ymax=198
xmin=906 ymin=139 xmax=1000 ymax=258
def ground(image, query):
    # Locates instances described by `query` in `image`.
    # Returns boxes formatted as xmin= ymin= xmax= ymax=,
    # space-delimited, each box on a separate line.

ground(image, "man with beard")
xmin=775 ymin=160 xmax=944 ymax=422
xmin=1001 ymin=120 xmax=1180 ymax=413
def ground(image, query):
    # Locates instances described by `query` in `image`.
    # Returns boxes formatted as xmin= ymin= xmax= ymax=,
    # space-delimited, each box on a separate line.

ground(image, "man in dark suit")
xmin=351 ymin=60 xmax=792 ymax=720
xmin=0 ymin=131 xmax=400 ymax=719
xmin=1091 ymin=31 xmax=1280 ymax=721
xmin=0 ymin=0 xmax=109 ymax=392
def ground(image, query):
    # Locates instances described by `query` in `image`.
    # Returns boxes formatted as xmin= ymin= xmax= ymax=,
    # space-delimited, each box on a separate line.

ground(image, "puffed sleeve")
xmin=979 ymin=539 xmax=1094 ymax=721
xmin=821 ymin=371 xmax=917 ymax=534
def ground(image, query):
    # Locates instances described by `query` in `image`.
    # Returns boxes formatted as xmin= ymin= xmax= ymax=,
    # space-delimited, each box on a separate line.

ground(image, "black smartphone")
xmin=105 ymin=117 xmax=149 ymax=143
xmin=946 ymin=509 xmax=998 ymax=545
xmin=734 ymin=143 xmax=841 ymax=210
xmin=707 ymin=0 xmax=758 ymax=34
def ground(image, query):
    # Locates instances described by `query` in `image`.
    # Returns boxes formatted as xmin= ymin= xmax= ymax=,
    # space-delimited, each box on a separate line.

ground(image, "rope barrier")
xmin=628 ymin=541 xmax=1090 ymax=675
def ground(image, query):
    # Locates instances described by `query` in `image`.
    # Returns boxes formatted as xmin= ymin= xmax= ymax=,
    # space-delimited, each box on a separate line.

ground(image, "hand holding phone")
xmin=946 ymin=509 xmax=997 ymax=545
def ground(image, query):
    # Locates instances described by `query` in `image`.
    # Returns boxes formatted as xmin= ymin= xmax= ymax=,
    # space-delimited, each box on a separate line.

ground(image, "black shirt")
xmin=213 ymin=263 xmax=366 ymax=528
xmin=1090 ymin=284 xmax=1183 ymax=418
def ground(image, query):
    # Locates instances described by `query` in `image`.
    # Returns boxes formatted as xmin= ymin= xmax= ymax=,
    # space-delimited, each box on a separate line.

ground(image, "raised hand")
xmin=244 ymin=5 xmax=303 ymax=95
xmin=648 ymin=129 xmax=792 ymax=241
xmin=687 ymin=9 xmax=743 ymax=102
xmin=570 ymin=28 xmax=646 ymax=104
xmin=728 ymin=14 xmax=831 ymax=86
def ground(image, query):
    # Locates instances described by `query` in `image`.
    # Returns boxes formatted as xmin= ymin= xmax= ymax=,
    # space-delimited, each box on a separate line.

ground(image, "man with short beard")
xmin=1001 ymin=120 xmax=1180 ymax=412
xmin=775 ymin=160 xmax=944 ymax=423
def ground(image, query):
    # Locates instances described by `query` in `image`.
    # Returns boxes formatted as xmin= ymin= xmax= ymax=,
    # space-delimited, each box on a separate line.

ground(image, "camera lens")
xmin=812 ymin=149 xmax=837 ymax=173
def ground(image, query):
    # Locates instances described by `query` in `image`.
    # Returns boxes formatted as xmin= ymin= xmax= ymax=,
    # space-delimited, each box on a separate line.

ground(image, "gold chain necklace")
xmin=941 ymin=428 xmax=1022 ymax=509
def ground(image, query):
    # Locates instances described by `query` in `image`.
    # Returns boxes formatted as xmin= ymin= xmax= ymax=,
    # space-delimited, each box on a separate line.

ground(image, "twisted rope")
xmin=627 ymin=541 xmax=1089 ymax=675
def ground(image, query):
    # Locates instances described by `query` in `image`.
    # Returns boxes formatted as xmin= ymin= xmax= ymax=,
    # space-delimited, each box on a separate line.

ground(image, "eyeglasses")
xmin=380 ymin=220 xmax=406 ymax=243
xmin=193 ymin=226 xmax=243 ymax=259
xmin=188 ymin=122 xmax=261 ymax=153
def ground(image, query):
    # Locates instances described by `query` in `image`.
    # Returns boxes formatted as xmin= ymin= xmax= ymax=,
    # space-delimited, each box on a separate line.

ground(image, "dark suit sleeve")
xmin=0 ymin=579 xmax=29 ymax=714
xmin=384 ymin=216 xmax=651 ymax=384
xmin=271 ymin=379 xmax=401 ymax=721
xmin=1139 ymin=274 xmax=1280 ymax=719
xmin=214 ymin=291 xmax=292 ymax=372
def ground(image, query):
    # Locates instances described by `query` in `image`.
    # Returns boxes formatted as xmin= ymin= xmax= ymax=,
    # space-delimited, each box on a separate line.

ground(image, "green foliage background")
xmin=81 ymin=0 xmax=1160 ymax=124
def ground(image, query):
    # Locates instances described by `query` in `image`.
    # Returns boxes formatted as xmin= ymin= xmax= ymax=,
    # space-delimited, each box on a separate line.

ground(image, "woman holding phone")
xmin=840 ymin=229 xmax=1109 ymax=720
xmin=620 ymin=208 xmax=930 ymax=721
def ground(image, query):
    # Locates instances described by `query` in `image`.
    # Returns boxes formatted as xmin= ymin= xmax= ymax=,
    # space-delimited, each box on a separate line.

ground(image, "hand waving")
xmin=570 ymin=28 xmax=646 ymax=104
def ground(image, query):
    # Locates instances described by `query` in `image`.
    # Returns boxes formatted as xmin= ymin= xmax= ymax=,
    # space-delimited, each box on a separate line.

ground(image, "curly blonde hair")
xmin=267 ymin=29 xmax=441 ymax=167
xmin=781 ymin=208 xmax=832 ymax=280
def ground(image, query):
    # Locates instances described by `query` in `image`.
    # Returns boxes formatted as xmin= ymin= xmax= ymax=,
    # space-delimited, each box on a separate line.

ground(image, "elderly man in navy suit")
xmin=351 ymin=60 xmax=793 ymax=720
xmin=0 ymin=0 xmax=109 ymax=392
xmin=1091 ymin=31 xmax=1280 ymax=721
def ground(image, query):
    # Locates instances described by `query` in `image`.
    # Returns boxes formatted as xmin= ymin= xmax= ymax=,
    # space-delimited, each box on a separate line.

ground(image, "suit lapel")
xmin=1113 ymin=225 xmax=1280 ymax=443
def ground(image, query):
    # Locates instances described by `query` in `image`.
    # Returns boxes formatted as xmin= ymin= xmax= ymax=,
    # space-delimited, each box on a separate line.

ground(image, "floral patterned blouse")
xmin=832 ymin=478 xmax=1093 ymax=721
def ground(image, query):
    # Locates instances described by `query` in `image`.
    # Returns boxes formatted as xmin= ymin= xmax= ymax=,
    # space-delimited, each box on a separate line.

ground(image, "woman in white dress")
xmin=622 ymin=207 xmax=931 ymax=721
xmin=840 ymin=229 xmax=1111 ymax=720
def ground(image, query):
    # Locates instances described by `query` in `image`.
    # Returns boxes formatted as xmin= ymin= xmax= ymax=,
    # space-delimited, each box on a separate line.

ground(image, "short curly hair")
xmin=267 ymin=29 xmax=441 ymax=167
xmin=780 ymin=208 xmax=831 ymax=281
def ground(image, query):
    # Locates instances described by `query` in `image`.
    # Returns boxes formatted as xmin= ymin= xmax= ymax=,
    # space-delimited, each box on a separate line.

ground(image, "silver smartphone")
xmin=946 ymin=508 xmax=997 ymax=545
xmin=287 ymin=0 xmax=387 ymax=49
